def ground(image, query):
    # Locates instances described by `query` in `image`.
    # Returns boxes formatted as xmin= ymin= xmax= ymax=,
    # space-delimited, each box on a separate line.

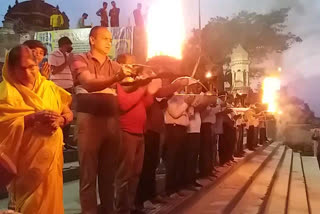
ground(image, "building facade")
xmin=2 ymin=0 xmax=69 ymax=33
xmin=227 ymin=44 xmax=251 ymax=94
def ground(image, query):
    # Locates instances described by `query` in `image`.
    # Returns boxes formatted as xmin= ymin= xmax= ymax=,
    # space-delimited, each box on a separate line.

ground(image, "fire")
xmin=262 ymin=77 xmax=281 ymax=113
xmin=205 ymin=71 xmax=213 ymax=79
xmin=146 ymin=0 xmax=185 ymax=59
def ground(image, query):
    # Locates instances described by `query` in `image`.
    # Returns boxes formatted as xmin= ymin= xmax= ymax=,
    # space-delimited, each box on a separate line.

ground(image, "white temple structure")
xmin=229 ymin=44 xmax=250 ymax=93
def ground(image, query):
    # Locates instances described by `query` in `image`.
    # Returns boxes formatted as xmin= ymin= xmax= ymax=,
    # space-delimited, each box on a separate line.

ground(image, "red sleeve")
xmin=143 ymin=93 xmax=154 ymax=108
xmin=117 ymin=84 xmax=146 ymax=112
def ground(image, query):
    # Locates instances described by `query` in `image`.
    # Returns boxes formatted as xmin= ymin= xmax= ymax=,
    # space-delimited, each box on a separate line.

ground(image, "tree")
xmin=185 ymin=8 xmax=302 ymax=91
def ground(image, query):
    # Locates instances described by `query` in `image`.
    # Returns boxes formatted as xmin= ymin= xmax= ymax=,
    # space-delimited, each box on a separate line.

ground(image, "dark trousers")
xmin=185 ymin=133 xmax=201 ymax=185
xmin=164 ymin=124 xmax=187 ymax=195
xmin=225 ymin=126 xmax=236 ymax=162
xmin=77 ymin=113 xmax=120 ymax=214
xmin=115 ymin=131 xmax=145 ymax=213
xmin=63 ymin=87 xmax=73 ymax=146
xmin=239 ymin=125 xmax=244 ymax=153
xmin=259 ymin=128 xmax=267 ymax=145
xmin=247 ymin=126 xmax=255 ymax=150
xmin=136 ymin=131 xmax=160 ymax=204
xmin=254 ymin=127 xmax=259 ymax=147
xmin=62 ymin=124 xmax=71 ymax=144
xmin=219 ymin=126 xmax=236 ymax=165
xmin=199 ymin=123 xmax=213 ymax=177
xmin=218 ymin=134 xmax=227 ymax=165
xmin=212 ymin=133 xmax=218 ymax=166
xmin=235 ymin=125 xmax=244 ymax=156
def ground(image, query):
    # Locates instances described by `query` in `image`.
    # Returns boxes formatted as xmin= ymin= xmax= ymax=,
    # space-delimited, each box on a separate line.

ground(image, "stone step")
xmin=64 ymin=149 xmax=78 ymax=163
xmin=230 ymin=145 xmax=286 ymax=214
xmin=264 ymin=148 xmax=293 ymax=214
xmin=287 ymin=152 xmax=309 ymax=214
xmin=181 ymin=142 xmax=281 ymax=214
xmin=147 ymin=143 xmax=272 ymax=214
xmin=301 ymin=156 xmax=320 ymax=214
xmin=63 ymin=162 xmax=80 ymax=183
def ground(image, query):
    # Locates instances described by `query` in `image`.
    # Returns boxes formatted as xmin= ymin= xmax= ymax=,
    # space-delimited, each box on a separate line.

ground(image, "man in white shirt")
xmin=185 ymin=85 xmax=205 ymax=190
xmin=226 ymin=109 xmax=238 ymax=162
xmin=49 ymin=36 xmax=74 ymax=93
xmin=49 ymin=36 xmax=74 ymax=149
xmin=199 ymin=93 xmax=220 ymax=178
xmin=234 ymin=113 xmax=245 ymax=157
xmin=258 ymin=111 xmax=267 ymax=145
xmin=244 ymin=105 xmax=258 ymax=150
xmin=136 ymin=78 xmax=188 ymax=208
xmin=164 ymin=91 xmax=194 ymax=197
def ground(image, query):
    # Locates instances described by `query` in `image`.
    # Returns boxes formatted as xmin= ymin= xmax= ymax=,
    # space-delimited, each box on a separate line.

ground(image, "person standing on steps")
xmin=110 ymin=1 xmax=120 ymax=27
xmin=49 ymin=36 xmax=74 ymax=150
xmin=70 ymin=26 xmax=132 ymax=214
xmin=136 ymin=77 xmax=189 ymax=209
xmin=97 ymin=2 xmax=109 ymax=27
xmin=133 ymin=3 xmax=144 ymax=27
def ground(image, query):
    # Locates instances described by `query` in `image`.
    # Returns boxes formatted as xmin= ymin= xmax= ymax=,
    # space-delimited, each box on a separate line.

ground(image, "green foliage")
xmin=202 ymin=8 xmax=302 ymax=64
xmin=186 ymin=8 xmax=302 ymax=80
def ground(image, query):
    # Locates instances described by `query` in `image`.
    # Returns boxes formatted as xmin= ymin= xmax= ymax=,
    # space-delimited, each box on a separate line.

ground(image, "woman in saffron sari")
xmin=0 ymin=45 xmax=73 ymax=213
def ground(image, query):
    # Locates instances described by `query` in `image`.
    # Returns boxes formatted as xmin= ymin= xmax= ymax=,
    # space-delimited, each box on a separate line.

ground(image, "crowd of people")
xmin=0 ymin=26 xmax=270 ymax=214
xmin=50 ymin=1 xmax=145 ymax=30
xmin=77 ymin=2 xmax=144 ymax=29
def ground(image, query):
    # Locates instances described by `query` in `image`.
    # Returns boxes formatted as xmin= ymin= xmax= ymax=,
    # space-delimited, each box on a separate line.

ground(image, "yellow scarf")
xmin=0 ymin=54 xmax=71 ymax=213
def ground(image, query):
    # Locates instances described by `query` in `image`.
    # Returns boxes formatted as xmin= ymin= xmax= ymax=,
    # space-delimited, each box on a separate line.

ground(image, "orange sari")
xmin=0 ymin=57 xmax=71 ymax=213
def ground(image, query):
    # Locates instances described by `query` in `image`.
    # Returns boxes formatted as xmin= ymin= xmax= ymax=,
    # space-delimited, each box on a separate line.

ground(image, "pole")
xmin=198 ymin=0 xmax=201 ymax=29
xmin=192 ymin=0 xmax=202 ymax=79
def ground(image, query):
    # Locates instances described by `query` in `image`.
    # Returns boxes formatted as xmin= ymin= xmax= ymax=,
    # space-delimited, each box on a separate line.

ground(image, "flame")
xmin=147 ymin=0 xmax=185 ymax=59
xmin=205 ymin=71 xmax=213 ymax=79
xmin=262 ymin=77 xmax=281 ymax=113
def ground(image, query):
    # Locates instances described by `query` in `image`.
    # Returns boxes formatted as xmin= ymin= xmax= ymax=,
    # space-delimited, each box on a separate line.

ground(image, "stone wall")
xmin=0 ymin=33 xmax=21 ymax=63
xmin=284 ymin=124 xmax=314 ymax=155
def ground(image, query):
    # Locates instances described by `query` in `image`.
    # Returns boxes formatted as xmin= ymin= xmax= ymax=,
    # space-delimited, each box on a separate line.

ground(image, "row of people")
xmin=137 ymin=87 xmax=270 ymax=210
xmin=0 ymin=26 xmax=186 ymax=214
xmin=0 ymin=26 xmax=269 ymax=214
xmin=51 ymin=1 xmax=144 ymax=30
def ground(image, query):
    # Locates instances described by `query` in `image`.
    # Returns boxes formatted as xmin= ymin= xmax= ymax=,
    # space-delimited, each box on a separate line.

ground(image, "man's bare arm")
xmin=77 ymin=70 xmax=122 ymax=92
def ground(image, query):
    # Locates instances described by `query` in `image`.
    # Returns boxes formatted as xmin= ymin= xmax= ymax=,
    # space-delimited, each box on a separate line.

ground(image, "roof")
xmin=6 ymin=1 xmax=56 ymax=18
xmin=4 ymin=0 xmax=69 ymax=32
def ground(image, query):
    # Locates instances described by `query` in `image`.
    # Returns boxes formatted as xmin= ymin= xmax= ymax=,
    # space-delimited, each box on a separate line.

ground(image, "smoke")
xmin=195 ymin=0 xmax=320 ymax=116
xmin=269 ymin=0 xmax=305 ymax=14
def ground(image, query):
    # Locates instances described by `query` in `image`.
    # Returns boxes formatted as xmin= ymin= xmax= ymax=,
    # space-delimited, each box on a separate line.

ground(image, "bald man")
xmin=70 ymin=26 xmax=129 ymax=214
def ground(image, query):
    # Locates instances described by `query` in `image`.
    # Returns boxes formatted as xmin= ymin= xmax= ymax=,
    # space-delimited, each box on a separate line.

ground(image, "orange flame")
xmin=262 ymin=77 xmax=281 ymax=113
xmin=147 ymin=0 xmax=185 ymax=59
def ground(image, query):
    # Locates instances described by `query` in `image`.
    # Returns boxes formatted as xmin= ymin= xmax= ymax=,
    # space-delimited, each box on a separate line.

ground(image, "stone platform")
xmin=1 ymin=141 xmax=319 ymax=214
